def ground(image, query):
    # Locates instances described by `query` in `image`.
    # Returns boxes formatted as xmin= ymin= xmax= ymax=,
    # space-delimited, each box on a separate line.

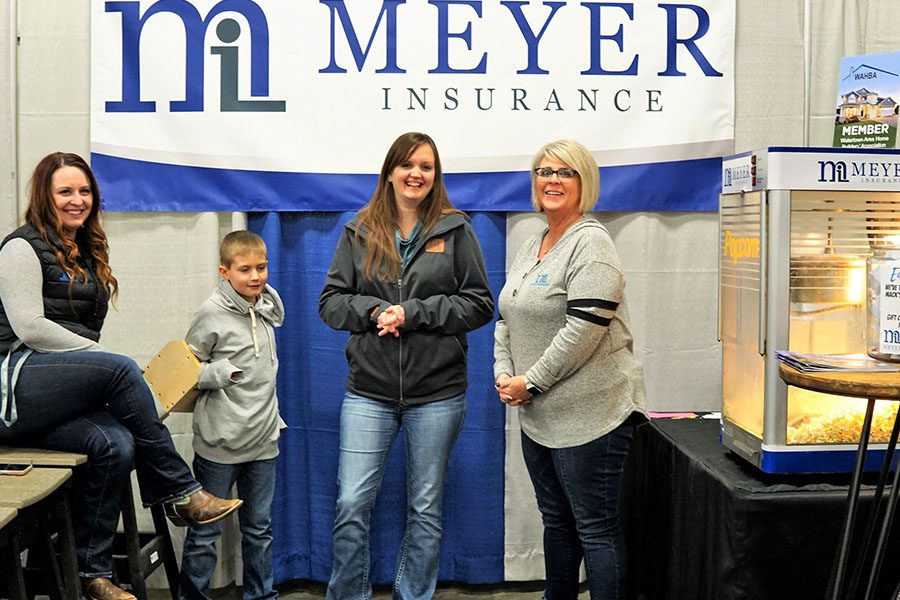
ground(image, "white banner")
xmin=90 ymin=0 xmax=735 ymax=211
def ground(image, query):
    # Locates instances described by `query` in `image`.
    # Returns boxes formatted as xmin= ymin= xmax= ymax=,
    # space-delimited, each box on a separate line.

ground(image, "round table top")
xmin=779 ymin=363 xmax=900 ymax=400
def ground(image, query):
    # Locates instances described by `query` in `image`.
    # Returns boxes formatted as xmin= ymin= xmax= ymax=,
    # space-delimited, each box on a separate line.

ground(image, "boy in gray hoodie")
xmin=178 ymin=231 xmax=285 ymax=600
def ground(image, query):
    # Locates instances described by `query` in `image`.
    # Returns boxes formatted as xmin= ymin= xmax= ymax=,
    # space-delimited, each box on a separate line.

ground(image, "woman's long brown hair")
xmin=357 ymin=132 xmax=460 ymax=281
xmin=24 ymin=152 xmax=118 ymax=301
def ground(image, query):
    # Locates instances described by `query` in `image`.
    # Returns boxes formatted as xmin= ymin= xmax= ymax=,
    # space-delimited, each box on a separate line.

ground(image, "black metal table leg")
xmin=847 ymin=402 xmax=900 ymax=599
xmin=829 ymin=397 xmax=876 ymax=600
xmin=862 ymin=406 xmax=900 ymax=600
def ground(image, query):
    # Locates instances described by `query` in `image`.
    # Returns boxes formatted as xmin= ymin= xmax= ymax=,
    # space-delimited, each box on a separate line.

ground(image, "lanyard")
xmin=1 ymin=341 xmax=33 ymax=427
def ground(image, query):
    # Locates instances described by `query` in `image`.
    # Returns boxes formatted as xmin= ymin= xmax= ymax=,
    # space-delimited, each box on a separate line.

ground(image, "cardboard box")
xmin=143 ymin=340 xmax=201 ymax=415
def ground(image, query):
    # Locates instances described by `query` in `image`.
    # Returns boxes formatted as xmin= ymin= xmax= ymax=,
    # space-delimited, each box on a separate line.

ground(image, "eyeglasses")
xmin=534 ymin=167 xmax=578 ymax=179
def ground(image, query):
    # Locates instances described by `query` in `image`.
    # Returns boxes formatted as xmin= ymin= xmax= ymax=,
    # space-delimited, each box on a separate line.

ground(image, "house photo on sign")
xmin=834 ymin=51 xmax=900 ymax=148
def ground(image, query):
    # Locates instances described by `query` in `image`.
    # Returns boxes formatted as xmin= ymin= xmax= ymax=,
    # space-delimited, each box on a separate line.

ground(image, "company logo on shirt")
xmin=425 ymin=238 xmax=445 ymax=253
xmin=530 ymin=273 xmax=550 ymax=287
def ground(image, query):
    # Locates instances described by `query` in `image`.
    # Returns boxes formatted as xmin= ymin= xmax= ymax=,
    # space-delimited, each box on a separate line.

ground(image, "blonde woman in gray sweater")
xmin=493 ymin=140 xmax=646 ymax=600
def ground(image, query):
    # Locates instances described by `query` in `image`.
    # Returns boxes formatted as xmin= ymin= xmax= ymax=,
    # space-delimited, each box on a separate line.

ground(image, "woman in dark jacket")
xmin=319 ymin=132 xmax=494 ymax=600
xmin=0 ymin=152 xmax=242 ymax=600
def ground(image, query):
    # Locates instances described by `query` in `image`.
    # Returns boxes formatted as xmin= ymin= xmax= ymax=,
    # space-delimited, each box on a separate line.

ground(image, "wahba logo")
xmin=843 ymin=63 xmax=899 ymax=83
xmin=104 ymin=0 xmax=285 ymax=113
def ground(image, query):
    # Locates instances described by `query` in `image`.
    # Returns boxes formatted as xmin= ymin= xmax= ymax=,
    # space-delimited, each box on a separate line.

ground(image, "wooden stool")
xmin=114 ymin=478 xmax=179 ymax=600
xmin=0 ymin=468 xmax=79 ymax=600
xmin=0 ymin=446 xmax=179 ymax=600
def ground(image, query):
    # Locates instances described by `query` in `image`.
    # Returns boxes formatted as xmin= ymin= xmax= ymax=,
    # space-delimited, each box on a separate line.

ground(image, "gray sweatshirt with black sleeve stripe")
xmin=494 ymin=216 xmax=645 ymax=448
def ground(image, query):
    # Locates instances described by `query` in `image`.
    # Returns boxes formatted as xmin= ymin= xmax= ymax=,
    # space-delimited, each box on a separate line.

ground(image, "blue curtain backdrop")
xmin=249 ymin=211 xmax=509 ymax=584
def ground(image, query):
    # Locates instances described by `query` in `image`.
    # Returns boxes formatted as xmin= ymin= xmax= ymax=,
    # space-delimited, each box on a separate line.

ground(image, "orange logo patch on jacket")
xmin=426 ymin=238 xmax=445 ymax=253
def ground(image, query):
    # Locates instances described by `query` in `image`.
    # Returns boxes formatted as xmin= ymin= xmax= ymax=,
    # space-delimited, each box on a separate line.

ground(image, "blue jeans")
xmin=326 ymin=392 xmax=466 ymax=600
xmin=521 ymin=414 xmax=639 ymax=600
xmin=179 ymin=456 xmax=277 ymax=600
xmin=0 ymin=349 xmax=200 ymax=577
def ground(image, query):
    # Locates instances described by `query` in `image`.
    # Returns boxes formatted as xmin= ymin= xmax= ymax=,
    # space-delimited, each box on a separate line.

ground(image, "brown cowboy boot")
xmin=164 ymin=489 xmax=242 ymax=526
xmin=83 ymin=578 xmax=136 ymax=600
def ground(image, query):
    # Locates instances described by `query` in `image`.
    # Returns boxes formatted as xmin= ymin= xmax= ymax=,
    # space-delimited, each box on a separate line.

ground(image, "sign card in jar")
xmin=867 ymin=247 xmax=900 ymax=362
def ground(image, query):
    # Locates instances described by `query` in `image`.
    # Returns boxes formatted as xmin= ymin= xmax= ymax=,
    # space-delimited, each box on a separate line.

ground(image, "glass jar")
xmin=867 ymin=246 xmax=900 ymax=362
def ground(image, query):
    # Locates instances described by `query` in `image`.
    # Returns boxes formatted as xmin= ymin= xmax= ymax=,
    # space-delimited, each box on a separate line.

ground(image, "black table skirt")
xmin=622 ymin=418 xmax=899 ymax=600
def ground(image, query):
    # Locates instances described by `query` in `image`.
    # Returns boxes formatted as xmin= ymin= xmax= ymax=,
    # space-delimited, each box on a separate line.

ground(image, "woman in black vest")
xmin=0 ymin=152 xmax=242 ymax=600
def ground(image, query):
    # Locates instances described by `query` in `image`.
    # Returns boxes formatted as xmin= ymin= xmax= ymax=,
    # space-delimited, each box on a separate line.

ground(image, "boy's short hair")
xmin=220 ymin=231 xmax=267 ymax=267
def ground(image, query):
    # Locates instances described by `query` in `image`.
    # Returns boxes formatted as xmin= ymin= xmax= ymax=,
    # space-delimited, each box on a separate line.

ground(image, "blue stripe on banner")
xmin=253 ymin=211 xmax=507 ymax=584
xmin=92 ymin=153 xmax=722 ymax=212
xmin=598 ymin=157 xmax=722 ymax=211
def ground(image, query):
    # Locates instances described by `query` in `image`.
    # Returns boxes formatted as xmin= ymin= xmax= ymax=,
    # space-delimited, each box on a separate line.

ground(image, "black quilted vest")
xmin=0 ymin=224 xmax=108 ymax=349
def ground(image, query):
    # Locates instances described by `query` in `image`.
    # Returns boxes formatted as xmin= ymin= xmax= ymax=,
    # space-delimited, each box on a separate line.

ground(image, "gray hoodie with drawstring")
xmin=186 ymin=278 xmax=286 ymax=464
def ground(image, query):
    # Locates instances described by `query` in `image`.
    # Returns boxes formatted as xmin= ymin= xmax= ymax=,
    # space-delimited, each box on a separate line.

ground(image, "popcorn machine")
xmin=719 ymin=147 xmax=900 ymax=473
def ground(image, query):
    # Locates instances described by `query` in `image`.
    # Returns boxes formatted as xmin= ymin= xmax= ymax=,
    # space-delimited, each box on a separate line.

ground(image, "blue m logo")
xmin=818 ymin=160 xmax=849 ymax=183
xmin=104 ymin=0 xmax=285 ymax=112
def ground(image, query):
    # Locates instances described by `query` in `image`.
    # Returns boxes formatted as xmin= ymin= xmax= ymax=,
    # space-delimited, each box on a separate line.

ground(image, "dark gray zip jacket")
xmin=319 ymin=212 xmax=494 ymax=405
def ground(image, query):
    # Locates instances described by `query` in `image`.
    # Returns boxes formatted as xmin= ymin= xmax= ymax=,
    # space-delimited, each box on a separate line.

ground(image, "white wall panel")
xmin=0 ymin=0 xmax=15 ymax=233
